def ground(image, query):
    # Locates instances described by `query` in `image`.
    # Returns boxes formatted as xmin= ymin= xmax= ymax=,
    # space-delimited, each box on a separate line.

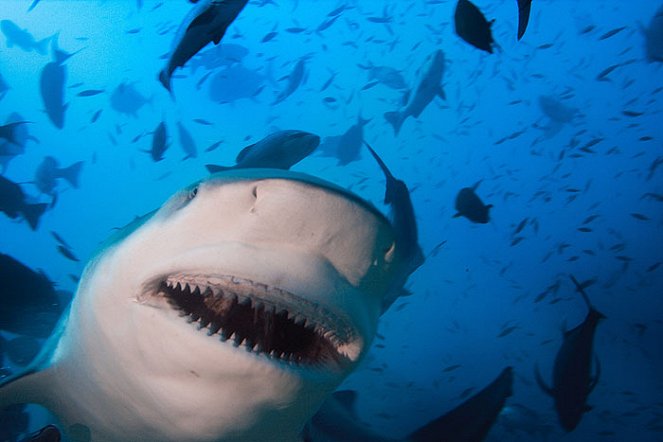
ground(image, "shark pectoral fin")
xmin=589 ymin=355 xmax=601 ymax=393
xmin=534 ymin=365 xmax=554 ymax=397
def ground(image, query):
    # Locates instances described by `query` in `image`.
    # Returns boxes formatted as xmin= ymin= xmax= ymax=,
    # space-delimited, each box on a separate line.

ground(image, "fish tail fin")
xmin=22 ymin=202 xmax=48 ymax=230
xmin=59 ymin=161 xmax=84 ymax=188
xmin=205 ymin=164 xmax=232 ymax=174
xmin=35 ymin=36 xmax=50 ymax=55
xmin=569 ymin=274 xmax=604 ymax=317
xmin=158 ymin=69 xmax=173 ymax=96
xmin=384 ymin=111 xmax=403 ymax=136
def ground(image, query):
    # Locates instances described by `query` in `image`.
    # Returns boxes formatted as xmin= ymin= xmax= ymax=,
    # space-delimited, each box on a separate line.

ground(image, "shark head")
xmin=2 ymin=169 xmax=400 ymax=441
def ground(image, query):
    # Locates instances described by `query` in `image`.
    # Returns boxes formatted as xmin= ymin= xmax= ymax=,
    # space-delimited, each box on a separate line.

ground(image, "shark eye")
xmin=188 ymin=186 xmax=199 ymax=200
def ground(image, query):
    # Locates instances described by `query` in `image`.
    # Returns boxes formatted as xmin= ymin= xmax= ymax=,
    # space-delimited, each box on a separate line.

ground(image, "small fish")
xmin=497 ymin=325 xmax=518 ymax=338
xmin=599 ymin=26 xmax=626 ymax=40
xmin=57 ymin=244 xmax=80 ymax=262
xmin=630 ymin=213 xmax=649 ymax=221
xmin=577 ymin=227 xmax=592 ymax=233
xmin=193 ymin=118 xmax=213 ymax=126
xmin=77 ymin=89 xmax=105 ymax=97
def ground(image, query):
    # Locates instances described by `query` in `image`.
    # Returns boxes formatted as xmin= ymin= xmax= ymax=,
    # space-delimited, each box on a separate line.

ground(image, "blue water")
xmin=1 ymin=0 xmax=662 ymax=440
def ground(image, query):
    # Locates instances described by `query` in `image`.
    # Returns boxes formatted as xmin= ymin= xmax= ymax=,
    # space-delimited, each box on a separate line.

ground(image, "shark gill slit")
xmin=156 ymin=275 xmax=353 ymax=366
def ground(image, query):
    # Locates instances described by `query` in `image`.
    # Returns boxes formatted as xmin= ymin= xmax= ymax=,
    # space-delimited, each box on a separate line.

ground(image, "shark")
xmin=0 ymin=169 xmax=416 ymax=442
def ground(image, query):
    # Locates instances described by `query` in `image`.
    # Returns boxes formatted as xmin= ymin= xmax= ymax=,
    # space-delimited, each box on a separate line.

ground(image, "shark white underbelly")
xmin=0 ymin=169 xmax=406 ymax=442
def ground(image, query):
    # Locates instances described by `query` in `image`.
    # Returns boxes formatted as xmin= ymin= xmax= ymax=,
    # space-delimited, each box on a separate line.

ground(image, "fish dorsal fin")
xmin=332 ymin=390 xmax=358 ymax=416
xmin=235 ymin=143 xmax=256 ymax=162
xmin=471 ymin=180 xmax=482 ymax=191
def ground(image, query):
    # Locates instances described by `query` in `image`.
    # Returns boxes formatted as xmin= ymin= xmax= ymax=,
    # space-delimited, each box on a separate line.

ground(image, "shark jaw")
xmin=142 ymin=272 xmax=361 ymax=369
xmin=17 ymin=171 xmax=398 ymax=441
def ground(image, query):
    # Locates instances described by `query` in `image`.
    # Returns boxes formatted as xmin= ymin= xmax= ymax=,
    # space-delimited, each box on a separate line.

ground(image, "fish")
xmin=516 ymin=0 xmax=532 ymax=40
xmin=365 ymin=142 xmax=425 ymax=311
xmin=0 ymin=71 xmax=9 ymax=101
xmin=0 ymin=175 xmax=48 ymax=230
xmin=188 ymin=43 xmax=249 ymax=73
xmin=21 ymin=424 xmax=61 ymax=442
xmin=411 ymin=367 xmax=513 ymax=441
xmin=76 ymin=89 xmax=105 ymax=97
xmin=40 ymin=38 xmax=76 ymax=129
xmin=159 ymin=0 xmax=249 ymax=92
xmin=0 ymin=253 xmax=65 ymax=338
xmin=0 ymin=121 xmax=30 ymax=146
xmin=208 ymin=63 xmax=269 ymax=103
xmin=110 ymin=82 xmax=152 ymax=117
xmin=335 ymin=115 xmax=370 ymax=166
xmin=454 ymin=0 xmax=496 ymax=53
xmin=177 ymin=121 xmax=198 ymax=160
xmin=453 ymin=181 xmax=493 ymax=224
xmin=273 ymin=57 xmax=307 ymax=104
xmin=148 ymin=120 xmax=169 ymax=162
xmin=304 ymin=371 xmax=506 ymax=442
xmin=0 ymin=168 xmax=412 ymax=442
xmin=384 ymin=50 xmax=445 ymax=136
xmin=535 ymin=275 xmax=605 ymax=431
xmin=357 ymin=62 xmax=407 ymax=90
xmin=642 ymin=4 xmax=663 ymax=62
xmin=0 ymin=20 xmax=50 ymax=54
xmin=0 ymin=113 xmax=38 ymax=172
xmin=205 ymin=130 xmax=319 ymax=172
xmin=34 ymin=156 xmax=84 ymax=196
xmin=57 ymin=244 xmax=80 ymax=262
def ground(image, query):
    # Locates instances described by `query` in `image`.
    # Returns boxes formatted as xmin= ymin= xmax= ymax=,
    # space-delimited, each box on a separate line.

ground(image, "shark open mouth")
xmin=152 ymin=274 xmax=359 ymax=368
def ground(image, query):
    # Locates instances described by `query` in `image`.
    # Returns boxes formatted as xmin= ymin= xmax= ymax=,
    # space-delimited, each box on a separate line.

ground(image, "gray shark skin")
xmin=159 ymin=0 xmax=249 ymax=93
xmin=384 ymin=50 xmax=445 ymax=136
xmin=0 ymin=169 xmax=408 ymax=442
xmin=536 ymin=275 xmax=605 ymax=432
xmin=304 ymin=367 xmax=513 ymax=442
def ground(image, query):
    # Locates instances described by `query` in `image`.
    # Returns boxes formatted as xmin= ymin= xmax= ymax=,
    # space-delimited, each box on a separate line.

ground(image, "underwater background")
xmin=1 ymin=0 xmax=662 ymax=440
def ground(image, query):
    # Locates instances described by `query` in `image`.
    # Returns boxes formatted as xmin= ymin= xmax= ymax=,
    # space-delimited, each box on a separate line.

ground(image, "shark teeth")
xmin=156 ymin=274 xmax=357 ymax=367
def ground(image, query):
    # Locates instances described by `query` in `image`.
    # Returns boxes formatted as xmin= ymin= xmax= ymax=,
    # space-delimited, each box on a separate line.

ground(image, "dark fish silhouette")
xmin=453 ymin=181 xmax=493 ymax=224
xmin=273 ymin=57 xmax=307 ymax=104
xmin=0 ymin=175 xmax=48 ymax=230
xmin=0 ymin=121 xmax=30 ymax=145
xmin=21 ymin=424 xmax=61 ymax=442
xmin=148 ymin=120 xmax=168 ymax=162
xmin=536 ymin=275 xmax=605 ymax=431
xmin=305 ymin=368 xmax=511 ymax=442
xmin=0 ymin=253 xmax=65 ymax=338
xmin=34 ymin=156 xmax=84 ymax=196
xmin=0 ymin=20 xmax=49 ymax=54
xmin=40 ymin=38 xmax=78 ymax=129
xmin=642 ymin=4 xmax=663 ymax=62
xmin=206 ymin=130 xmax=319 ymax=172
xmin=412 ymin=367 xmax=513 ymax=442
xmin=110 ymin=82 xmax=152 ymax=117
xmin=516 ymin=0 xmax=532 ymax=40
xmin=454 ymin=0 xmax=495 ymax=53
xmin=159 ymin=0 xmax=249 ymax=93
xmin=364 ymin=142 xmax=424 ymax=311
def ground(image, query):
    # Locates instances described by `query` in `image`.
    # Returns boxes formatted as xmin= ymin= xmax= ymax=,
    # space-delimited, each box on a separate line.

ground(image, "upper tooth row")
xmin=164 ymin=280 xmax=318 ymax=330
